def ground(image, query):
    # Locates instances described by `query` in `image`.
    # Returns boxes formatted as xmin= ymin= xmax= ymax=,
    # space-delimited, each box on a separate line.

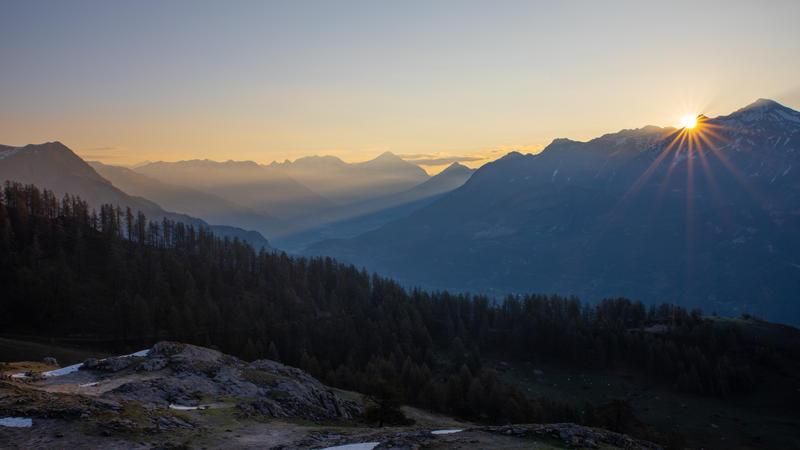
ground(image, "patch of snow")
xmin=431 ymin=429 xmax=464 ymax=435
xmin=79 ymin=382 xmax=99 ymax=388
xmin=42 ymin=363 xmax=83 ymax=377
xmin=168 ymin=403 xmax=212 ymax=411
xmin=16 ymin=349 xmax=150 ymax=379
xmin=169 ymin=404 xmax=200 ymax=411
xmin=10 ymin=373 xmax=29 ymax=379
xmin=320 ymin=443 xmax=380 ymax=450
xmin=0 ymin=417 xmax=32 ymax=428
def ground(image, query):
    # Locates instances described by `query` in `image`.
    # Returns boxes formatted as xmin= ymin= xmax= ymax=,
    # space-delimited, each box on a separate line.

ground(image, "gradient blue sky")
xmin=1 ymin=0 xmax=799 ymax=169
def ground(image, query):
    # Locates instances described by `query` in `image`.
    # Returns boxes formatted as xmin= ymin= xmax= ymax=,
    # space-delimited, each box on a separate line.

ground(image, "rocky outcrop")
xmin=99 ymin=342 xmax=360 ymax=421
xmin=83 ymin=356 xmax=135 ymax=373
xmin=240 ymin=359 xmax=356 ymax=420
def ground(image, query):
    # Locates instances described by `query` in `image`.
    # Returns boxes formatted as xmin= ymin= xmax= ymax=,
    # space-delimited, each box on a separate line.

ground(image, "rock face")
xmin=98 ymin=341 xmax=360 ymax=421
xmin=240 ymin=359 xmax=354 ymax=420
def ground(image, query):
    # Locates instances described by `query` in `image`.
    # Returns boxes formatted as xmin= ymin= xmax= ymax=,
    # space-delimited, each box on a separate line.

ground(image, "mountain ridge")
xmin=305 ymin=98 xmax=800 ymax=324
xmin=0 ymin=142 xmax=272 ymax=249
xmin=268 ymin=150 xmax=430 ymax=205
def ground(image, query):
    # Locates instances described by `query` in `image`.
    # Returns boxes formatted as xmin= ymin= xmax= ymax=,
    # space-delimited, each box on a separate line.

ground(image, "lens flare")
xmin=679 ymin=115 xmax=698 ymax=129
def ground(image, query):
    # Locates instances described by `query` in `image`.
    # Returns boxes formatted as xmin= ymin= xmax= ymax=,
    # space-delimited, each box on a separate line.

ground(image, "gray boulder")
xmin=95 ymin=342 xmax=361 ymax=421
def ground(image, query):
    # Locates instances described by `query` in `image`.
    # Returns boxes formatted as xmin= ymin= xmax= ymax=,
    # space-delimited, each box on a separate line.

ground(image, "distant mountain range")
xmin=130 ymin=152 xmax=459 ymax=237
xmin=0 ymin=142 xmax=474 ymax=249
xmin=269 ymin=151 xmax=430 ymax=204
xmin=134 ymin=159 xmax=332 ymax=223
xmin=306 ymin=99 xmax=800 ymax=324
xmin=89 ymin=161 xmax=288 ymax=238
xmin=0 ymin=142 xmax=271 ymax=249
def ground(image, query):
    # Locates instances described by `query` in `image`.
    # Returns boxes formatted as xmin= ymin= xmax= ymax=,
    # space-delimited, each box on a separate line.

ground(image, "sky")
xmin=1 ymin=0 xmax=799 ymax=172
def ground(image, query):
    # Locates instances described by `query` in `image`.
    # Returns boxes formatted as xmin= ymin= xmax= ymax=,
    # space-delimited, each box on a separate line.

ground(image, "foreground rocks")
xmin=96 ymin=341 xmax=361 ymax=421
xmin=0 ymin=342 xmax=661 ymax=449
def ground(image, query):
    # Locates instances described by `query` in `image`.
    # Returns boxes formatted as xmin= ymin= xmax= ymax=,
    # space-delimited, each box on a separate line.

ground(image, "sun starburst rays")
xmin=618 ymin=116 xmax=769 ymax=257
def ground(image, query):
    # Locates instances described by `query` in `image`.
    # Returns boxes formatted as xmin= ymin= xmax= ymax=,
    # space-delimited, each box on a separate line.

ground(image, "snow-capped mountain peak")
xmin=716 ymin=98 xmax=800 ymax=126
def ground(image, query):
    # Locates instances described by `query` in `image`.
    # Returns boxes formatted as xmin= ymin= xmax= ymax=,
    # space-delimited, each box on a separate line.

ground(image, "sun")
xmin=679 ymin=115 xmax=698 ymax=129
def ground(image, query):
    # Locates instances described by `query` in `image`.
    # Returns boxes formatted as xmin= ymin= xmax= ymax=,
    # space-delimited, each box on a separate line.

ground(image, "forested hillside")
xmin=1 ymin=182 xmax=797 ymax=431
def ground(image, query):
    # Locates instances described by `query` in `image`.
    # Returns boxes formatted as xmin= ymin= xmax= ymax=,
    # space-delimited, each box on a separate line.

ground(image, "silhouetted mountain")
xmin=133 ymin=153 xmax=445 ymax=237
xmin=270 ymin=151 xmax=430 ymax=203
xmin=273 ymin=162 xmax=475 ymax=251
xmin=306 ymin=99 xmax=800 ymax=324
xmin=392 ymin=162 xmax=474 ymax=201
xmin=331 ymin=160 xmax=473 ymax=220
xmin=135 ymin=159 xmax=331 ymax=225
xmin=0 ymin=142 xmax=271 ymax=249
xmin=90 ymin=161 xmax=288 ymax=237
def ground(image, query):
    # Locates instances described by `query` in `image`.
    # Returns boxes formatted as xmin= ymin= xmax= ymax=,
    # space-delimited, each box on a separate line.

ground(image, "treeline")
xmin=0 ymin=182 xmax=786 ymax=424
